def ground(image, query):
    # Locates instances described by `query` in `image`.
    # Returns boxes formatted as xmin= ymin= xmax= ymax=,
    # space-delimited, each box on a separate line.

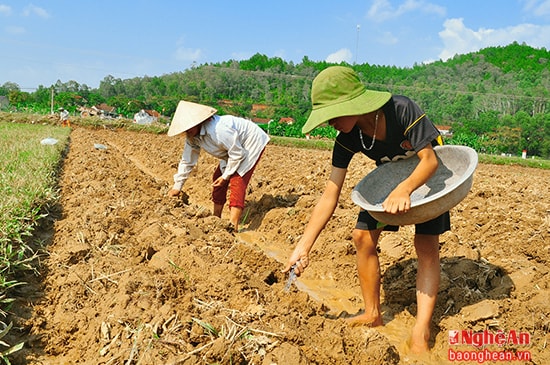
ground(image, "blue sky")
xmin=1 ymin=0 xmax=549 ymax=90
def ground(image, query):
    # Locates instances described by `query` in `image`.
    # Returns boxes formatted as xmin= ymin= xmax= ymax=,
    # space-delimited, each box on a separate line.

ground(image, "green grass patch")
xmin=477 ymin=153 xmax=550 ymax=169
xmin=269 ymin=135 xmax=334 ymax=150
xmin=0 ymin=119 xmax=70 ymax=360
xmin=0 ymin=121 xmax=70 ymax=244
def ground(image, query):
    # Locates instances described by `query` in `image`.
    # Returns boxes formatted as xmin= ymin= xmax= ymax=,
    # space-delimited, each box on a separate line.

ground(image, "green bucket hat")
xmin=302 ymin=66 xmax=391 ymax=134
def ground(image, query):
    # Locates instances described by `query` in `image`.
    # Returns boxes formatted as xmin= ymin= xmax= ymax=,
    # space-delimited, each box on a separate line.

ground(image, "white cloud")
xmin=174 ymin=36 xmax=203 ymax=62
xmin=522 ymin=0 xmax=550 ymax=17
xmin=367 ymin=0 xmax=445 ymax=22
xmin=174 ymin=37 xmax=203 ymax=62
xmin=175 ymin=46 xmax=203 ymax=62
xmin=438 ymin=18 xmax=550 ymax=61
xmin=22 ymin=4 xmax=50 ymax=19
xmin=326 ymin=48 xmax=353 ymax=63
xmin=0 ymin=4 xmax=12 ymax=16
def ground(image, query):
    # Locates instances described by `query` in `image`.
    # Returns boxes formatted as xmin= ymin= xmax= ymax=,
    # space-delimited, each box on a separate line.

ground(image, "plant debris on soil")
xmin=7 ymin=127 xmax=550 ymax=364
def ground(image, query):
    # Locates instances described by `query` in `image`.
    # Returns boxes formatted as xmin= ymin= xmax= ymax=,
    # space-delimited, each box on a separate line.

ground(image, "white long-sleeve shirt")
xmin=172 ymin=114 xmax=270 ymax=191
xmin=60 ymin=109 xmax=69 ymax=121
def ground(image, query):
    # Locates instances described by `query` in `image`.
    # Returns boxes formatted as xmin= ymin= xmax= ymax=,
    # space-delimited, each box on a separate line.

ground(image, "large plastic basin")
xmin=351 ymin=145 xmax=478 ymax=225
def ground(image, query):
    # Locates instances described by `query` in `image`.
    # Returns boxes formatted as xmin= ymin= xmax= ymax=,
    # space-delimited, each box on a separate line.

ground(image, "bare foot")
xmin=409 ymin=324 xmax=430 ymax=354
xmin=345 ymin=313 xmax=384 ymax=327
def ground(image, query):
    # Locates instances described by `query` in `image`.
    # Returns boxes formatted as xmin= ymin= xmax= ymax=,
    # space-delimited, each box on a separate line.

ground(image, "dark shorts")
xmin=355 ymin=209 xmax=450 ymax=235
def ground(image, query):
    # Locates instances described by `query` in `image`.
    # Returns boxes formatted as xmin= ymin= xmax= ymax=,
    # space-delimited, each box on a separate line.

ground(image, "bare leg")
xmin=212 ymin=164 xmax=226 ymax=219
xmin=347 ymin=228 xmax=384 ymax=326
xmin=229 ymin=206 xmax=243 ymax=232
xmin=213 ymin=203 xmax=224 ymax=218
xmin=410 ymin=234 xmax=440 ymax=353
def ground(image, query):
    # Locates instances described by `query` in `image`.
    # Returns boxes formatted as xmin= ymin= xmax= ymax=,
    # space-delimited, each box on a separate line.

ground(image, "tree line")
xmin=1 ymin=42 xmax=549 ymax=158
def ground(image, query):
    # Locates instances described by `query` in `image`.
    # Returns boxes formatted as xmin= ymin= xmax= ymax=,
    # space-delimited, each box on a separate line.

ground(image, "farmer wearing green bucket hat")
xmin=284 ymin=66 xmax=448 ymax=354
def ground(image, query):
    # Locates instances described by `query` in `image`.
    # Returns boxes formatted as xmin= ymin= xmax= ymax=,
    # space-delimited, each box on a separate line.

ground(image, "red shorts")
xmin=211 ymin=150 xmax=264 ymax=209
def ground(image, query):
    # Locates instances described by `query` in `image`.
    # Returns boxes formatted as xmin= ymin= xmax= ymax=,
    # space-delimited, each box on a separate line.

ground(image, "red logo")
xmin=448 ymin=330 xmax=530 ymax=347
xmin=449 ymin=330 xmax=460 ymax=345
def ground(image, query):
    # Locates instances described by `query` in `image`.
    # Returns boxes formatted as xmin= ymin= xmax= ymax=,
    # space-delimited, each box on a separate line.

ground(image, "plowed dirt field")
xmin=12 ymin=126 xmax=550 ymax=364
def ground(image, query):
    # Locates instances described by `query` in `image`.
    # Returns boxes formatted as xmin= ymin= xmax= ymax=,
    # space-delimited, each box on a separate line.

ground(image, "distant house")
xmin=251 ymin=117 xmax=270 ymax=124
xmin=218 ymin=99 xmax=233 ymax=107
xmin=78 ymin=104 xmax=118 ymax=119
xmin=436 ymin=125 xmax=452 ymax=137
xmin=279 ymin=117 xmax=294 ymax=125
xmin=0 ymin=96 xmax=8 ymax=109
xmin=251 ymin=104 xmax=269 ymax=113
xmin=96 ymin=103 xmax=118 ymax=118
xmin=134 ymin=109 xmax=159 ymax=125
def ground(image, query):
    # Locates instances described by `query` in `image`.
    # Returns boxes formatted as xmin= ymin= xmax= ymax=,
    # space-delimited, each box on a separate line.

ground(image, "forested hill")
xmin=134 ymin=42 xmax=550 ymax=157
xmin=96 ymin=41 xmax=549 ymax=126
xmin=2 ymin=42 xmax=549 ymax=157
xmin=473 ymin=42 xmax=549 ymax=74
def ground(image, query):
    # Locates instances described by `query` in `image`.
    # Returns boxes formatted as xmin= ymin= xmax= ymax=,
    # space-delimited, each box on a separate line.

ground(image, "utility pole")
xmin=50 ymin=86 xmax=54 ymax=115
xmin=355 ymin=24 xmax=360 ymax=65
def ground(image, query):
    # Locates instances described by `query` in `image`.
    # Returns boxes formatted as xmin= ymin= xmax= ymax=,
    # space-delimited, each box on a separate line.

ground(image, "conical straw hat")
xmin=167 ymin=100 xmax=217 ymax=137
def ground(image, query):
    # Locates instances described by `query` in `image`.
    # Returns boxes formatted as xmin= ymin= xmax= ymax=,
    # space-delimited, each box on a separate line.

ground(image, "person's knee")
xmin=414 ymin=234 xmax=440 ymax=253
xmin=414 ymin=234 xmax=440 ymax=268
xmin=229 ymin=205 xmax=244 ymax=212
xmin=352 ymin=229 xmax=378 ymax=255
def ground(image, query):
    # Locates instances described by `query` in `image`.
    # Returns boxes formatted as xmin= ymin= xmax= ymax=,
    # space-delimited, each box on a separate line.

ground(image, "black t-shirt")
xmin=332 ymin=95 xmax=442 ymax=168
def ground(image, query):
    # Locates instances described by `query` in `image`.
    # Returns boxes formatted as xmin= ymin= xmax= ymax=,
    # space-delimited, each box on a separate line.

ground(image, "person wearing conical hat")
xmin=59 ymin=107 xmax=70 ymax=127
xmin=284 ymin=66 xmax=448 ymax=354
xmin=167 ymin=100 xmax=269 ymax=233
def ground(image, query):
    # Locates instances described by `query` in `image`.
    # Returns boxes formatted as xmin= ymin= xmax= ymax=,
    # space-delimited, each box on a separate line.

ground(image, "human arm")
xmin=212 ymin=176 xmax=226 ymax=187
xmin=167 ymin=188 xmax=181 ymax=197
xmin=212 ymin=130 xmax=236 ymax=187
xmin=382 ymin=144 xmax=438 ymax=214
xmin=283 ymin=166 xmax=347 ymax=275
xmin=168 ymin=140 xmax=200 ymax=196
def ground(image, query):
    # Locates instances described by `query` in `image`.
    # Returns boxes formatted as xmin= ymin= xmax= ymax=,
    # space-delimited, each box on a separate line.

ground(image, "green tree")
xmin=483 ymin=126 xmax=521 ymax=155
xmin=8 ymin=90 xmax=30 ymax=105
xmin=55 ymin=92 xmax=81 ymax=111
xmin=0 ymin=82 xmax=20 ymax=96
